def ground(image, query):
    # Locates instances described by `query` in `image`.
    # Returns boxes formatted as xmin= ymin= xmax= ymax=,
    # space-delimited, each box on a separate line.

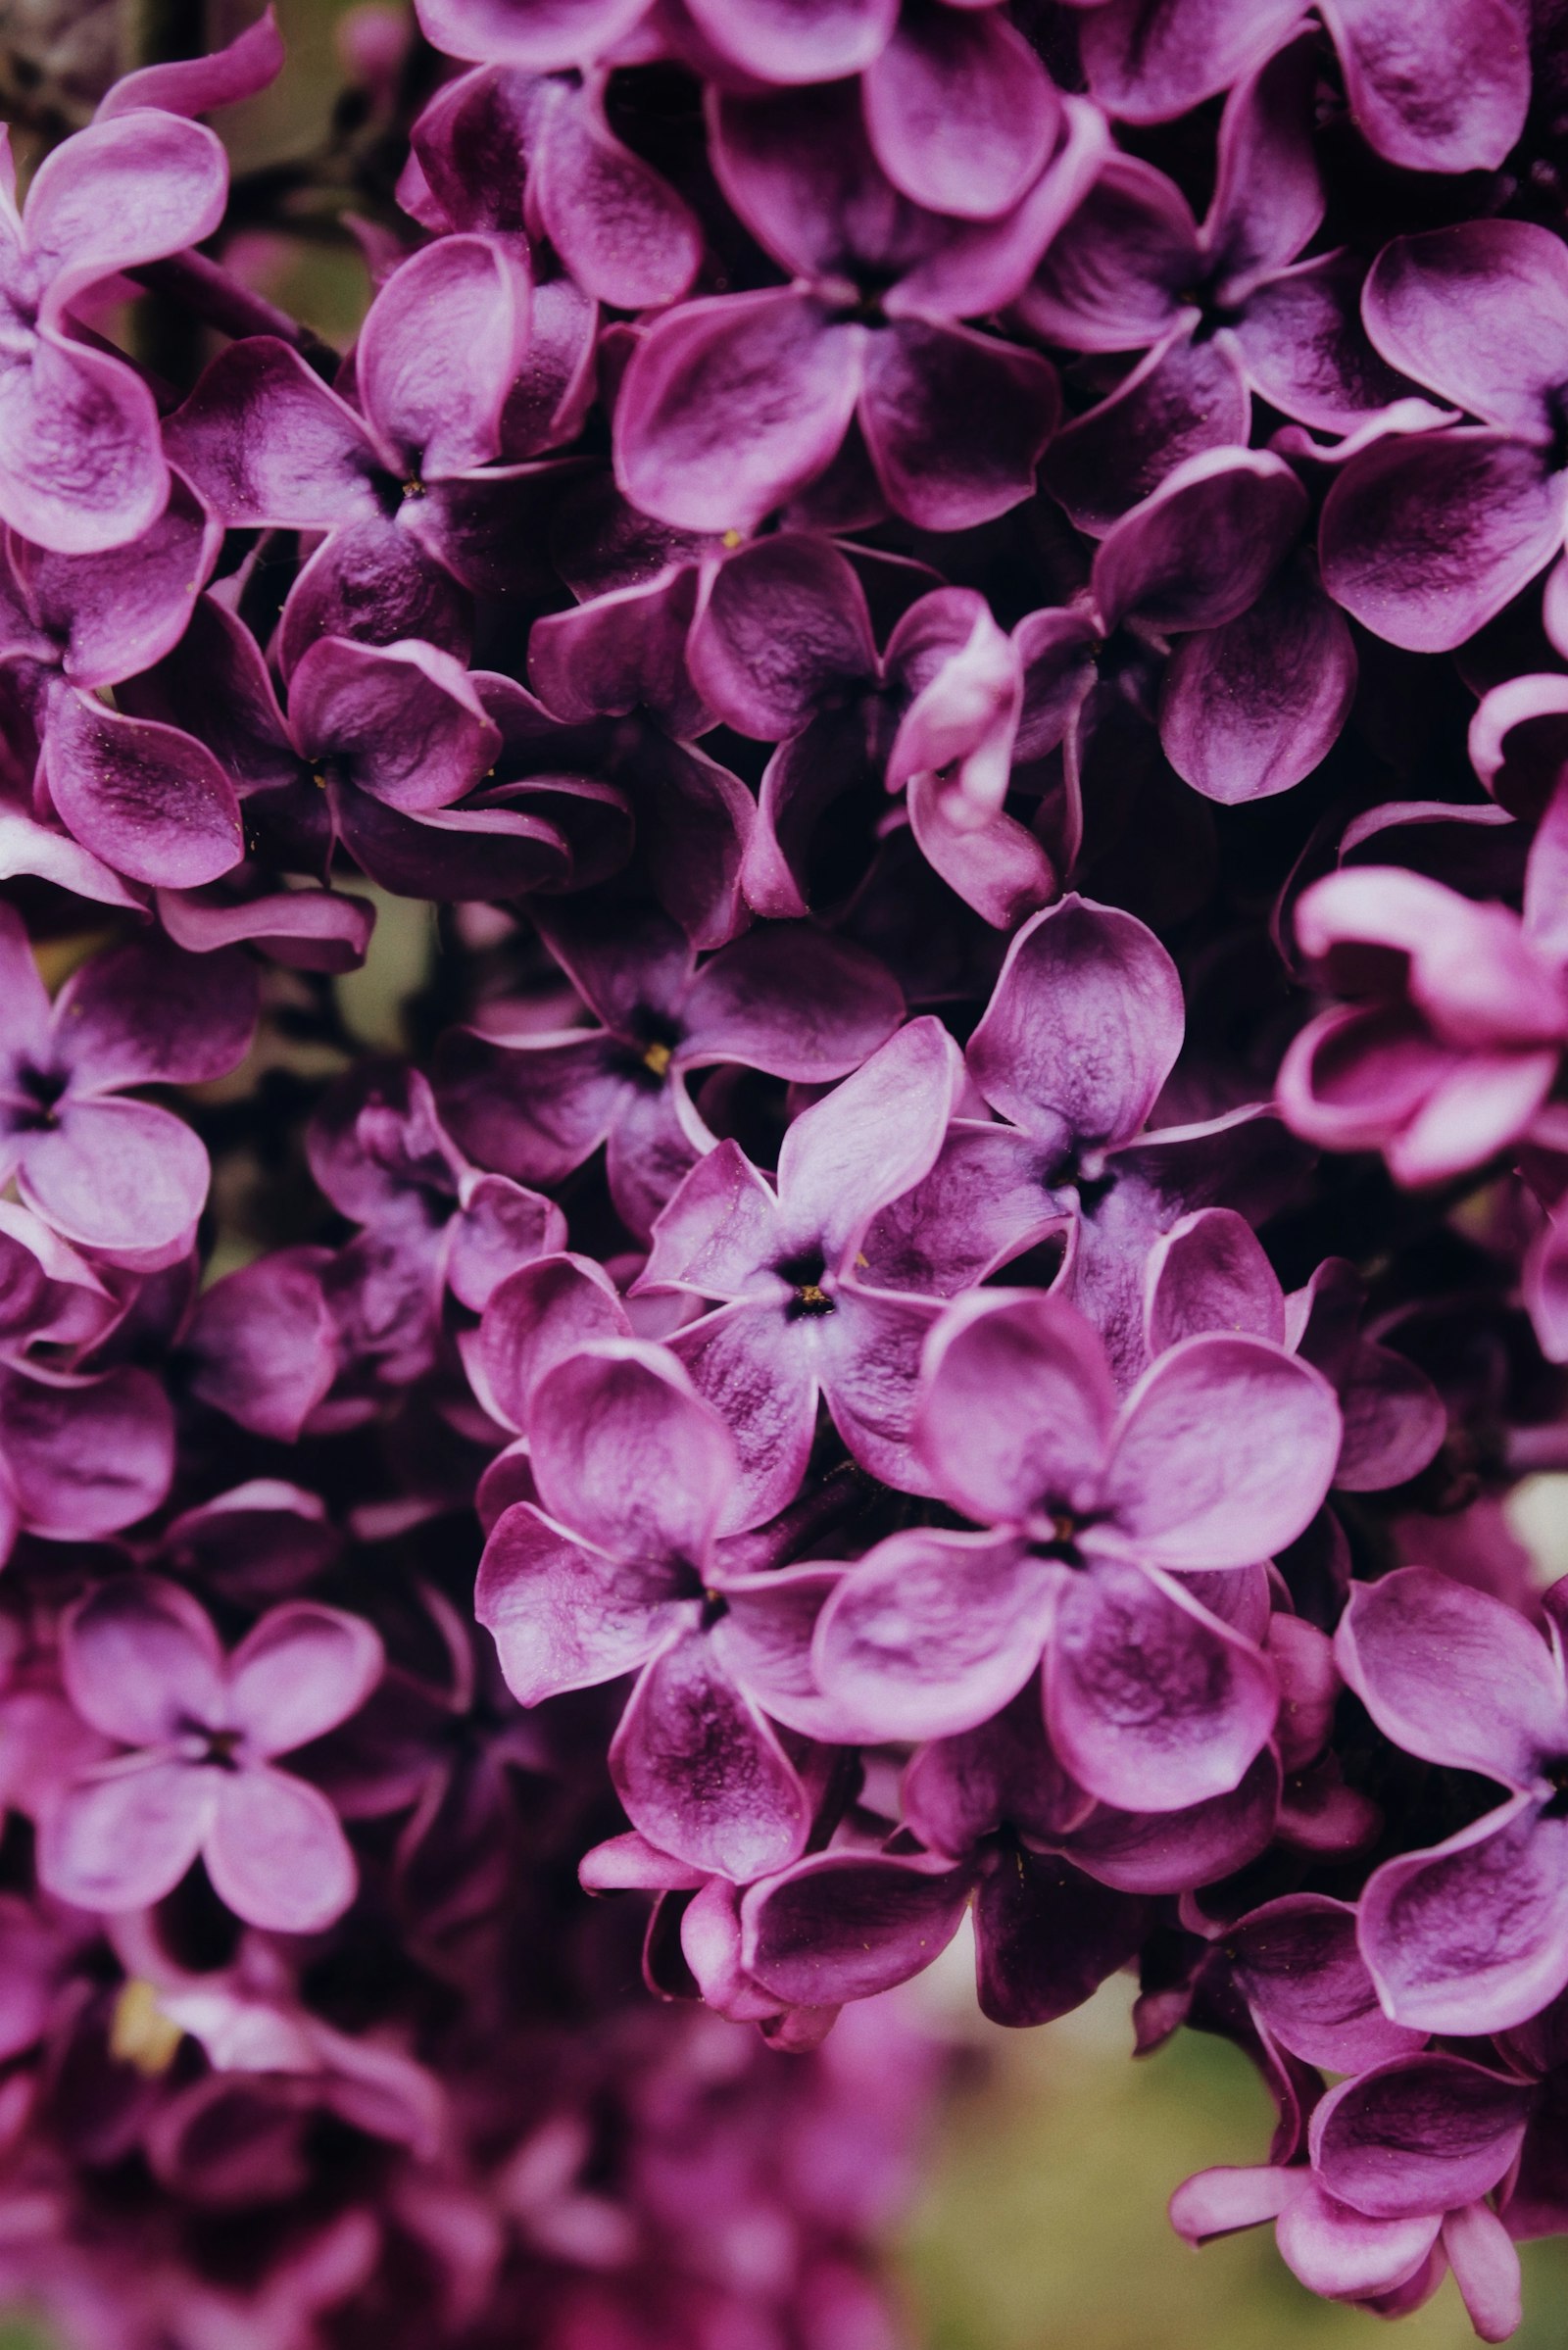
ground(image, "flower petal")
xmin=1046 ymin=1557 xmax=1278 ymax=1812
xmin=611 ymin=1636 xmax=810 ymax=1883
xmin=205 ymin=1765 xmax=359 ymax=1933
xmin=62 ymin=1573 xmax=223 ymax=1745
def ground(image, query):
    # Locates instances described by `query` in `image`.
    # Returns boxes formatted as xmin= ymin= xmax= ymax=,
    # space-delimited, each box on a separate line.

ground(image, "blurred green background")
xmin=898 ymin=1963 xmax=1568 ymax=2350
xmin=5 ymin=3 xmax=1568 ymax=2343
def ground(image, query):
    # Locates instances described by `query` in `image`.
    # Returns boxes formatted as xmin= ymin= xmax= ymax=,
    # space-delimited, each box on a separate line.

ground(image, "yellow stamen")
xmin=721 ymin=528 xmax=743 ymax=549
xmin=312 ymin=765 xmax=328 ymax=790
xmin=797 ymin=1282 xmax=829 ymax=1308
xmin=642 ymin=1040 xmax=673 ymax=1078
xmin=401 ymin=476 xmax=425 ymax=500
xmin=110 ymin=1978 xmax=183 ymax=2076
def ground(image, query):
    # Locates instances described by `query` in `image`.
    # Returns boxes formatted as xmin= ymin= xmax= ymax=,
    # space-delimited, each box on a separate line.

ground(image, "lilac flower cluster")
xmin=4 ymin=0 xmax=1568 ymax=2340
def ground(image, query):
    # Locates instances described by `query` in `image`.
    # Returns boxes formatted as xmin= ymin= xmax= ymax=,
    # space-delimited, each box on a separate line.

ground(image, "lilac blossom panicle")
xmin=6 ymin=1 xmax=1568 ymax=2346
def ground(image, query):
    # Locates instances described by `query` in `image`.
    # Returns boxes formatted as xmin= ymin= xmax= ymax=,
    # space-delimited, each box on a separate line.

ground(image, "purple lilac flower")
xmin=635 ymin=1014 xmax=965 ymax=1525
xmin=166 ymin=235 xmax=536 ymax=661
xmin=435 ymin=904 xmax=904 ymax=1239
xmin=1024 ymin=36 xmax=1405 ymax=530
xmin=614 ymin=81 xmax=1104 ymax=534
xmin=813 ymin=1285 xmax=1340 ymax=1804
xmin=39 ymin=1577 xmax=382 ymax=1931
xmin=477 ymin=1336 xmax=843 ymax=1880
xmin=1172 ymin=2055 xmax=1532 ymax=2338
xmin=1336 ymin=1568 xmax=1568 ymax=2033
xmin=0 ymin=107 xmax=228 ymax=551
xmin=0 ymin=906 xmax=255 ymax=1257
xmin=864 ymin=891 xmax=1305 ymax=1381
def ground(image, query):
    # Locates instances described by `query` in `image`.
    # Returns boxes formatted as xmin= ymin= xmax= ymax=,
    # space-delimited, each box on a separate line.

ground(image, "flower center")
xmin=12 ymin=1062 xmax=67 ymax=1131
xmin=642 ymin=1040 xmax=673 ymax=1078
xmin=110 ymin=1979 xmax=183 ymax=2077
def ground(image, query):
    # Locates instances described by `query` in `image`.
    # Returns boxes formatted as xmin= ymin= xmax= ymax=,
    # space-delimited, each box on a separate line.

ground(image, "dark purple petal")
xmin=859 ymin=321 xmax=1058 ymax=533
xmin=1103 ymin=1333 xmax=1342 ymax=1571
xmin=915 ymin=1289 xmax=1116 ymax=1526
xmin=1160 ymin=555 xmax=1357 ymax=805
xmin=860 ymin=3 xmax=1058 ymax=221
xmin=1336 ymin=1566 xmax=1567 ymax=1784
xmin=1046 ymin=1556 xmax=1278 ymax=1812
xmin=968 ymin=892 xmax=1184 ymax=1151
xmin=1079 ymin=0 xmax=1300 ymax=122
xmin=1359 ymin=1798 xmax=1568 ymax=2034
xmin=1227 ymin=1893 xmax=1427 ymax=2072
xmin=1320 ymin=427 xmax=1568 ymax=654
xmin=667 ymin=1297 xmax=817 ymax=1535
xmin=741 ymin=1850 xmax=971 ymax=2006
xmin=1327 ymin=0 xmax=1529 ymax=172
xmin=686 ymin=534 xmax=877 ymax=741
xmin=611 ymin=1636 xmax=810 ymax=1882
xmin=164 ymin=338 xmax=381 ymax=531
xmin=813 ymin=1530 xmax=1058 ymax=1741
xmin=1013 ymin=155 xmax=1196 ymax=352
xmin=43 ymin=690 xmax=242 ymax=890
xmin=185 ymin=1248 xmax=338 ymax=1442
xmin=226 ymin=1604 xmax=383 ymax=1757
xmin=205 ymin=1765 xmax=359 ymax=1932
xmin=25 ymin=110 xmax=226 ymax=317
xmin=615 ymin=291 xmax=862 ymax=535
xmin=357 ymin=235 xmax=529 ymax=477
xmin=61 ymin=1574 xmax=223 ymax=1745
xmin=685 ymin=0 xmax=898 ymax=82
xmin=15 ymin=469 xmax=219 ymax=691
xmin=476 ymin=1500 xmax=681 ymax=1703
xmin=412 ymin=0 xmax=648 ymax=69
xmin=530 ymin=1337 xmax=738 ymax=1565
xmin=975 ymin=1846 xmax=1150 ymax=2027
xmin=1145 ymin=1208 xmax=1286 ymax=1354
xmin=1041 ymin=332 xmax=1250 ymax=536
xmin=1091 ymin=449 xmax=1307 ymax=637
xmin=38 ymin=1756 xmax=212 ymax=1913
xmin=532 ymin=79 xmax=702 ymax=310
xmin=55 ymin=928 xmax=256 ymax=1088
xmin=1312 ymin=2056 xmax=1532 ymax=2222
xmin=776 ymin=1014 xmax=963 ymax=1268
xmin=1235 ymin=255 xmax=1412 ymax=433
xmin=1066 ymin=1746 xmax=1280 ymax=1891
xmin=0 ymin=1365 xmax=172 ymax=1541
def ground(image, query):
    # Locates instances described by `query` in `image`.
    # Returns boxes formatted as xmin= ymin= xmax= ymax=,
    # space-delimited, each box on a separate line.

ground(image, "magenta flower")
xmin=1279 ymin=845 xmax=1568 ymax=1187
xmin=813 ymin=1286 xmax=1340 ymax=1806
xmin=0 ymin=107 xmax=229 ymax=551
xmin=126 ymin=595 xmax=579 ymax=905
xmin=1010 ymin=448 xmax=1355 ymax=804
xmin=1321 ymin=223 xmax=1568 ymax=653
xmin=1025 ymin=37 xmax=1404 ymax=531
xmin=0 ymin=906 xmax=255 ymax=1258
xmin=0 ymin=478 xmax=243 ymax=888
xmin=166 ymin=235 xmax=535 ymax=661
xmin=40 ymin=1577 xmax=382 ymax=1931
xmin=477 ymin=1338 xmax=836 ymax=1880
xmin=614 ymin=83 xmax=1104 ymax=534
xmin=1146 ymin=1208 xmax=1446 ymax=1491
xmin=864 ymin=892 xmax=1304 ymax=1380
xmin=1172 ymin=2055 xmax=1532 ymax=2340
xmin=1075 ymin=0 xmax=1529 ymax=175
xmin=686 ymin=531 xmax=1053 ymax=927
xmin=405 ymin=62 xmax=703 ymax=312
xmin=435 ymin=904 xmax=904 ymax=1240
xmin=636 ymin=1015 xmax=965 ymax=1527
xmin=1337 ymin=1569 xmax=1568 ymax=2034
